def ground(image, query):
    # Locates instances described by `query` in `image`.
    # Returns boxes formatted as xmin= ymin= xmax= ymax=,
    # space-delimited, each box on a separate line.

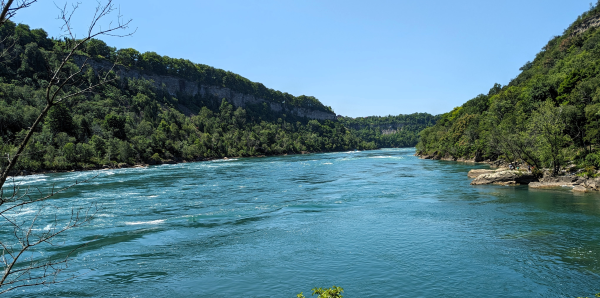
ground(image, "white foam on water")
xmin=212 ymin=158 xmax=239 ymax=163
xmin=125 ymin=219 xmax=165 ymax=225
xmin=97 ymin=214 xmax=114 ymax=217
xmin=369 ymin=156 xmax=405 ymax=160
xmin=4 ymin=208 xmax=36 ymax=217
xmin=6 ymin=175 xmax=47 ymax=185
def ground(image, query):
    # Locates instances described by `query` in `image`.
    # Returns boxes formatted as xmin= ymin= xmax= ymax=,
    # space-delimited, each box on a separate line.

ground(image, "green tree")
xmin=44 ymin=104 xmax=75 ymax=135
xmin=104 ymin=113 xmax=126 ymax=140
xmin=85 ymin=38 xmax=114 ymax=58
xmin=297 ymin=286 xmax=344 ymax=298
xmin=528 ymin=100 xmax=572 ymax=176
xmin=17 ymin=42 xmax=45 ymax=78
xmin=63 ymin=142 xmax=75 ymax=162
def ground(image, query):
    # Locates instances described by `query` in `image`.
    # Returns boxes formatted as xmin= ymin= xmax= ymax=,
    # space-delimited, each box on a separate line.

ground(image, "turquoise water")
xmin=3 ymin=148 xmax=600 ymax=297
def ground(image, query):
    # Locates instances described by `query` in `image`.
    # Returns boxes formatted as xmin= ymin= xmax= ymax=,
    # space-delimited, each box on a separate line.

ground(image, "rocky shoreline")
xmin=417 ymin=153 xmax=600 ymax=193
xmin=467 ymin=168 xmax=600 ymax=192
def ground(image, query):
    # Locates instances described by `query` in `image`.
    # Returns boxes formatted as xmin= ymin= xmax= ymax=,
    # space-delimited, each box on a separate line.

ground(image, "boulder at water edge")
xmin=471 ymin=170 xmax=537 ymax=185
xmin=467 ymin=168 xmax=509 ymax=178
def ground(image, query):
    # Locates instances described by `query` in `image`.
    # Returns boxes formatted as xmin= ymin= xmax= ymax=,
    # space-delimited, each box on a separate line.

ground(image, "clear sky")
xmin=13 ymin=0 xmax=595 ymax=117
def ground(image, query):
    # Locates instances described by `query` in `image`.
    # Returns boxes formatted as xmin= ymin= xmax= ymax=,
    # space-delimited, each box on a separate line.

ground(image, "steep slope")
xmin=0 ymin=21 xmax=375 ymax=173
xmin=76 ymin=56 xmax=336 ymax=121
xmin=416 ymin=2 xmax=600 ymax=175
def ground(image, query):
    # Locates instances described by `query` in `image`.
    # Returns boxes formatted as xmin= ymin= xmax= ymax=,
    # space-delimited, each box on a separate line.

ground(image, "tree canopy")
xmin=416 ymin=1 xmax=600 ymax=175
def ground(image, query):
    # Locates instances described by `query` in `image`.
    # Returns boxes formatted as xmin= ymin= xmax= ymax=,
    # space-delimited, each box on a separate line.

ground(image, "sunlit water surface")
xmin=4 ymin=149 xmax=600 ymax=297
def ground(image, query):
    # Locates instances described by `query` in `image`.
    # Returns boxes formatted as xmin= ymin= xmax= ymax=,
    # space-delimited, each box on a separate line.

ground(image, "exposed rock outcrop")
xmin=419 ymin=152 xmax=600 ymax=192
xmin=529 ymin=176 xmax=585 ymax=189
xmin=75 ymin=56 xmax=336 ymax=121
xmin=529 ymin=182 xmax=573 ymax=189
xmin=471 ymin=170 xmax=538 ymax=186
xmin=572 ymin=13 xmax=600 ymax=36
xmin=528 ymin=175 xmax=600 ymax=192
xmin=345 ymin=123 xmax=406 ymax=133
xmin=418 ymin=154 xmax=484 ymax=164
xmin=583 ymin=177 xmax=600 ymax=190
xmin=467 ymin=168 xmax=508 ymax=178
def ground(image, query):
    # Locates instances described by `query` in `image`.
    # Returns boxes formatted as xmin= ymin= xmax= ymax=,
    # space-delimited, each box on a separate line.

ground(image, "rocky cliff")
xmin=76 ymin=56 xmax=336 ymax=121
xmin=345 ymin=123 xmax=406 ymax=135
xmin=572 ymin=13 xmax=600 ymax=35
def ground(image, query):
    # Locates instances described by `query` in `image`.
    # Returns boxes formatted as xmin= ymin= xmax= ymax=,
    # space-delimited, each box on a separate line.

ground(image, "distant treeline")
xmin=338 ymin=113 xmax=440 ymax=148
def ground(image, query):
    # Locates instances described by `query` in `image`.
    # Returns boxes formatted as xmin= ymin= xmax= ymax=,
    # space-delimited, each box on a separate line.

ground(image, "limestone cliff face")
xmin=345 ymin=123 xmax=405 ymax=135
xmin=572 ymin=13 xmax=600 ymax=35
xmin=76 ymin=56 xmax=336 ymax=121
xmin=381 ymin=127 xmax=404 ymax=135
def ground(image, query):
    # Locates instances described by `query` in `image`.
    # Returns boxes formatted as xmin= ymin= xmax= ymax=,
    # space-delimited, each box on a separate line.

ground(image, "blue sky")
xmin=14 ymin=0 xmax=595 ymax=117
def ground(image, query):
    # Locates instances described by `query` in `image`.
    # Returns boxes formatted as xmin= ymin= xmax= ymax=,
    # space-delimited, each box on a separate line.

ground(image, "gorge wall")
xmin=572 ymin=13 xmax=600 ymax=35
xmin=344 ymin=123 xmax=406 ymax=135
xmin=77 ymin=57 xmax=336 ymax=121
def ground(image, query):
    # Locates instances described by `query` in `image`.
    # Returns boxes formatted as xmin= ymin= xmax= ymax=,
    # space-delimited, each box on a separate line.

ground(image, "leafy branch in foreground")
xmin=577 ymin=293 xmax=600 ymax=298
xmin=297 ymin=286 xmax=344 ymax=298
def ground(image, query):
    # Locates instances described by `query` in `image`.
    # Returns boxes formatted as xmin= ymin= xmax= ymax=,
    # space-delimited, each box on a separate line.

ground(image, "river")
xmin=3 ymin=148 xmax=600 ymax=297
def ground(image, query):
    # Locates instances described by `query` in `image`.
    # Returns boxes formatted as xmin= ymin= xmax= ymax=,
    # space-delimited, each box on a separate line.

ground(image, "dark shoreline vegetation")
xmin=9 ymin=149 xmax=372 ymax=177
xmin=417 ymin=2 xmax=600 ymax=178
xmin=0 ymin=20 xmax=436 ymax=175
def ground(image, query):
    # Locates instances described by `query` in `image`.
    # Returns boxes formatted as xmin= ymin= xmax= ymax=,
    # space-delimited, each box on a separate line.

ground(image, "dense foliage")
xmin=339 ymin=113 xmax=440 ymax=148
xmin=297 ymin=286 xmax=344 ymax=298
xmin=0 ymin=21 xmax=378 ymax=173
xmin=417 ymin=2 xmax=600 ymax=175
xmin=97 ymin=42 xmax=332 ymax=113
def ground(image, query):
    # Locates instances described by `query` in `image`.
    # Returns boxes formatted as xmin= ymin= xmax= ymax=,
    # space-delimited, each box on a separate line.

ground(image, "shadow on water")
xmin=177 ymin=215 xmax=269 ymax=229
xmin=46 ymin=228 xmax=164 ymax=254
xmin=3 ymin=228 xmax=165 ymax=275
xmin=100 ymin=271 xmax=169 ymax=285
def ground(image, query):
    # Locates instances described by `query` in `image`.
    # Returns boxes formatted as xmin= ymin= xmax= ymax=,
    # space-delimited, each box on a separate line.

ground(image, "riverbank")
xmin=417 ymin=152 xmax=506 ymax=167
xmin=6 ymin=149 xmax=367 ymax=177
xmin=468 ymin=168 xmax=600 ymax=192
xmin=417 ymin=153 xmax=600 ymax=193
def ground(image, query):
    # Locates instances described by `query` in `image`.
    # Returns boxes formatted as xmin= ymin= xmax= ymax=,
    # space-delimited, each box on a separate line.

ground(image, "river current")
xmin=4 ymin=148 xmax=600 ymax=297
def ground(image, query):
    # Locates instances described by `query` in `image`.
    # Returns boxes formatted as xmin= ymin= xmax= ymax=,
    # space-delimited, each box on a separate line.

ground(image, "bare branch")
xmin=56 ymin=2 xmax=79 ymax=39
xmin=0 ymin=174 xmax=98 ymax=215
xmin=1 ymin=0 xmax=133 ymax=189
xmin=1 ymin=202 xmax=98 ymax=292
xmin=0 ymin=0 xmax=132 ymax=294
xmin=0 ymin=0 xmax=38 ymax=27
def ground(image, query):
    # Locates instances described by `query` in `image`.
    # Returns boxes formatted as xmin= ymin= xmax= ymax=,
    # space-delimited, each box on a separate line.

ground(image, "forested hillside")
xmin=417 ymin=2 xmax=600 ymax=175
xmin=0 ymin=20 xmax=380 ymax=173
xmin=339 ymin=113 xmax=440 ymax=148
